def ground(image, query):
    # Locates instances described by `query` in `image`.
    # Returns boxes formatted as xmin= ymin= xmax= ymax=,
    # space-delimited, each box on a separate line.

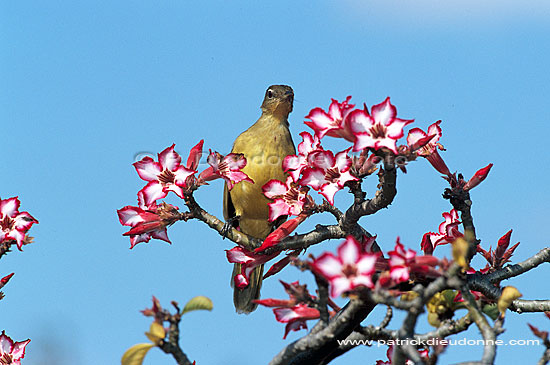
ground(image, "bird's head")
xmin=261 ymin=85 xmax=294 ymax=118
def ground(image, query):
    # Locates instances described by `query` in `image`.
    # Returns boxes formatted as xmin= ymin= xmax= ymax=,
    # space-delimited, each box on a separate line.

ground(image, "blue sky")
xmin=1 ymin=1 xmax=549 ymax=364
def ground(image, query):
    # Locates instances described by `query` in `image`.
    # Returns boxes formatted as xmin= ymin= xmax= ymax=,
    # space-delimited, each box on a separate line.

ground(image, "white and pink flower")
xmin=298 ymin=149 xmax=358 ymax=205
xmin=349 ymin=97 xmax=414 ymax=154
xmin=226 ymin=246 xmax=278 ymax=288
xmin=199 ymin=151 xmax=253 ymax=190
xmin=274 ymin=303 xmax=321 ymax=339
xmin=311 ymin=236 xmax=380 ymax=297
xmin=262 ymin=177 xmax=310 ymax=222
xmin=0 ymin=331 xmax=30 ymax=365
xmin=0 ymin=197 xmax=38 ymax=250
xmin=388 ymin=239 xmax=417 ymax=283
xmin=283 ymin=132 xmax=322 ymax=182
xmin=134 ymin=144 xmax=196 ymax=205
xmin=304 ymin=96 xmax=356 ymax=141
xmin=117 ymin=192 xmax=178 ymax=248
xmin=407 ymin=120 xmax=443 ymax=156
xmin=427 ymin=209 xmax=463 ymax=248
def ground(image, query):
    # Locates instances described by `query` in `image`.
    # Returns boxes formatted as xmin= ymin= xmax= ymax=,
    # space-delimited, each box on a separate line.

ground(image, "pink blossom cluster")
xmin=118 ymin=141 xmax=253 ymax=248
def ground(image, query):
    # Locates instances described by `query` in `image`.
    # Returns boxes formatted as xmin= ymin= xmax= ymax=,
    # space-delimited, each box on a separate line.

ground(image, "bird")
xmin=223 ymin=85 xmax=296 ymax=313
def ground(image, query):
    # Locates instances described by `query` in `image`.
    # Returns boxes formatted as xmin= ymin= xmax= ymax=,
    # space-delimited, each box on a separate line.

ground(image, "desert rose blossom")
xmin=133 ymin=144 xmax=196 ymax=205
xmin=385 ymin=238 xmax=441 ymax=286
xmin=298 ymin=149 xmax=358 ymax=205
xmin=406 ymin=121 xmax=454 ymax=177
xmin=283 ymin=132 xmax=322 ymax=182
xmin=273 ymin=303 xmax=321 ymax=339
xmin=262 ymin=176 xmax=311 ymax=222
xmin=427 ymin=209 xmax=463 ymax=249
xmin=226 ymin=246 xmax=279 ymax=288
xmin=0 ymin=196 xmax=38 ymax=250
xmin=198 ymin=151 xmax=253 ymax=190
xmin=304 ymin=96 xmax=356 ymax=141
xmin=255 ymin=281 xmax=320 ymax=339
xmin=311 ymin=236 xmax=380 ymax=297
xmin=117 ymin=192 xmax=179 ymax=248
xmin=349 ymin=97 xmax=414 ymax=154
xmin=0 ymin=331 xmax=30 ymax=365
xmin=406 ymin=120 xmax=443 ymax=156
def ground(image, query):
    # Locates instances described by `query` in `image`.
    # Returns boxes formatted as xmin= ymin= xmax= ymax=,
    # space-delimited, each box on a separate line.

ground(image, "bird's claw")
xmin=221 ymin=215 xmax=240 ymax=239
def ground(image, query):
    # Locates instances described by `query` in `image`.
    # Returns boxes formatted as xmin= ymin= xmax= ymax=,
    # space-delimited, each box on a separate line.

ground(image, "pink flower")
xmin=311 ymin=236 xmax=380 ymax=297
xmin=349 ymin=97 xmax=414 ymax=154
xmin=463 ymin=163 xmax=493 ymax=191
xmin=262 ymin=177 xmax=310 ymax=222
xmin=226 ymin=246 xmax=278 ymax=288
xmin=407 ymin=120 xmax=443 ymax=156
xmin=386 ymin=238 xmax=441 ymax=286
xmin=0 ymin=331 xmax=30 ymax=365
xmin=298 ymin=149 xmax=358 ymax=205
xmin=199 ymin=151 xmax=253 ymax=190
xmin=388 ymin=239 xmax=417 ymax=283
xmin=117 ymin=192 xmax=179 ymax=248
xmin=134 ymin=144 xmax=196 ymax=205
xmin=428 ymin=209 xmax=463 ymax=248
xmin=254 ymin=280 xmax=321 ymax=339
xmin=274 ymin=303 xmax=320 ymax=339
xmin=0 ymin=197 xmax=38 ymax=250
xmin=283 ymin=132 xmax=322 ymax=182
xmin=304 ymin=96 xmax=356 ymax=141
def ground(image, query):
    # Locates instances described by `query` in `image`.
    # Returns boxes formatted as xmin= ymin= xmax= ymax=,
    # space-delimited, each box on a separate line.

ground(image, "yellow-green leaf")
xmin=452 ymin=238 xmax=469 ymax=270
xmin=145 ymin=322 xmax=166 ymax=344
xmin=121 ymin=343 xmax=154 ymax=365
xmin=497 ymin=286 xmax=522 ymax=315
xmin=182 ymin=296 xmax=213 ymax=314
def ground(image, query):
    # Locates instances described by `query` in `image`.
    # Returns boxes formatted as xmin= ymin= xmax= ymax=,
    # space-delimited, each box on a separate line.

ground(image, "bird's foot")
xmin=221 ymin=215 xmax=240 ymax=239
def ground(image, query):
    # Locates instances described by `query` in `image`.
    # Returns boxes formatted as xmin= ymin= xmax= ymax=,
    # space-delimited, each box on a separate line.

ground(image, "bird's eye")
xmin=267 ymin=90 xmax=273 ymax=98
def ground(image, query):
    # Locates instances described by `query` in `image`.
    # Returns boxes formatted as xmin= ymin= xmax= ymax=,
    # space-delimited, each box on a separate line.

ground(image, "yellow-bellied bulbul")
xmin=223 ymin=85 xmax=296 ymax=313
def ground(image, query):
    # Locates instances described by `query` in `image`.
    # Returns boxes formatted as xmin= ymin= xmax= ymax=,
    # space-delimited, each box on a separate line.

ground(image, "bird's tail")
xmin=232 ymin=263 xmax=264 ymax=314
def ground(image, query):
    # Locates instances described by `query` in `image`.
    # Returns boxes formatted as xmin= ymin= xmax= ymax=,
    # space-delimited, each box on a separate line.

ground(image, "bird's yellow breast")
xmin=230 ymin=115 xmax=295 ymax=221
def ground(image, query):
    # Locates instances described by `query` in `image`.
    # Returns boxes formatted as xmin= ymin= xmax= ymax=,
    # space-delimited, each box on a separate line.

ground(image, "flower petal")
xmin=0 ymin=197 xmax=20 ymax=218
xmin=337 ymin=236 xmax=360 ymax=265
xmin=117 ymin=206 xmax=146 ymax=227
xmin=158 ymin=144 xmax=182 ymax=171
xmin=371 ymin=97 xmax=396 ymax=126
xmin=263 ymin=180 xmax=288 ymax=199
xmin=133 ymin=157 xmax=162 ymax=182
xmin=140 ymin=181 xmax=167 ymax=205
xmin=329 ymin=277 xmax=352 ymax=297
xmin=268 ymin=199 xmax=291 ymax=222
xmin=311 ymin=253 xmax=342 ymax=279
xmin=298 ymin=168 xmax=327 ymax=190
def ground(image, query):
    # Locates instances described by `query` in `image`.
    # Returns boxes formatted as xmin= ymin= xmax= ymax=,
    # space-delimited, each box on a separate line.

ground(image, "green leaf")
xmin=121 ymin=343 xmax=154 ymax=365
xmin=182 ymin=296 xmax=213 ymax=314
xmin=483 ymin=304 xmax=500 ymax=320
